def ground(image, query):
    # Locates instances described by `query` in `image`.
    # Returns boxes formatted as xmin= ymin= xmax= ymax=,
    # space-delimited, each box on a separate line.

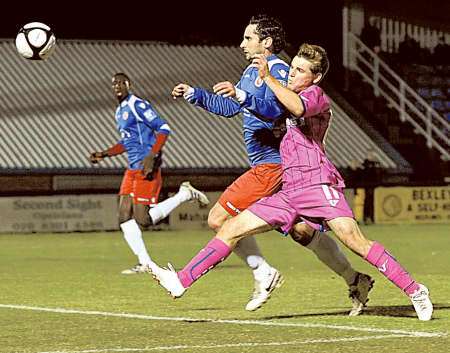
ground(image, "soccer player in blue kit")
xmin=90 ymin=73 xmax=210 ymax=274
xmin=171 ymin=15 xmax=373 ymax=315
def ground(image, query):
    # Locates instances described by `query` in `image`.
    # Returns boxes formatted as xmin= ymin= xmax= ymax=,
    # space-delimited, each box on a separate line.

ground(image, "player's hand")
xmin=141 ymin=151 xmax=156 ymax=178
xmin=89 ymin=151 xmax=106 ymax=164
xmin=213 ymin=81 xmax=236 ymax=98
xmin=252 ymin=54 xmax=270 ymax=80
xmin=172 ymin=83 xmax=192 ymax=99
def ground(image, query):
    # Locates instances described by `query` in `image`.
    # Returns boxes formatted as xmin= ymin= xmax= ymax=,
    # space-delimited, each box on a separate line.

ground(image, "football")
xmin=15 ymin=22 xmax=56 ymax=60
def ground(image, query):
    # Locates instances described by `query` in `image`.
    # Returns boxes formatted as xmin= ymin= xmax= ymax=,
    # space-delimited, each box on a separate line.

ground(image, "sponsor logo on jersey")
xmin=278 ymin=69 xmax=287 ymax=78
xmin=254 ymin=77 xmax=264 ymax=87
xmin=144 ymin=109 xmax=157 ymax=121
xmin=120 ymin=129 xmax=131 ymax=140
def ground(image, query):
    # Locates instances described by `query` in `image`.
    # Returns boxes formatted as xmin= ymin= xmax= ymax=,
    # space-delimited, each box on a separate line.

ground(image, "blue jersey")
xmin=115 ymin=94 xmax=170 ymax=170
xmin=187 ymin=55 xmax=289 ymax=167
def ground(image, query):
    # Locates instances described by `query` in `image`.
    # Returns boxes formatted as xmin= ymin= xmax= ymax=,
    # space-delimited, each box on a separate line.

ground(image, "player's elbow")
xmin=290 ymin=106 xmax=304 ymax=118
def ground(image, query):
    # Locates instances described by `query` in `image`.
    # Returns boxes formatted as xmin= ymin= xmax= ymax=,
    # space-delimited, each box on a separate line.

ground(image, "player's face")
xmin=112 ymin=76 xmax=130 ymax=100
xmin=240 ymin=24 xmax=265 ymax=61
xmin=287 ymin=56 xmax=322 ymax=93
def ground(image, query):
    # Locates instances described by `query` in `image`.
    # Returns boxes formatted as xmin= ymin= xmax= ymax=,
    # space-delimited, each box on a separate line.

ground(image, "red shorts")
xmin=119 ymin=169 xmax=162 ymax=205
xmin=219 ymin=163 xmax=282 ymax=216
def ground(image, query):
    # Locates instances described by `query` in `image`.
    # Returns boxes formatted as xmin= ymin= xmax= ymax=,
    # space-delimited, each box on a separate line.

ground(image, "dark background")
xmin=2 ymin=1 xmax=344 ymax=60
xmin=1 ymin=0 xmax=448 ymax=78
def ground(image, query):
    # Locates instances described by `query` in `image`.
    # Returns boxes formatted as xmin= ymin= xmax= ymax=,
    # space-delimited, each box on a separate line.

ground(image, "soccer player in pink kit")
xmin=151 ymin=44 xmax=433 ymax=321
xmin=172 ymin=15 xmax=374 ymax=315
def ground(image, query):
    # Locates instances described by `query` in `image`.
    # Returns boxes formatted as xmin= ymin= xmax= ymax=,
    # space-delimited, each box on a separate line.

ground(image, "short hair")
xmin=249 ymin=14 xmax=286 ymax=54
xmin=113 ymin=72 xmax=131 ymax=82
xmin=297 ymin=43 xmax=330 ymax=79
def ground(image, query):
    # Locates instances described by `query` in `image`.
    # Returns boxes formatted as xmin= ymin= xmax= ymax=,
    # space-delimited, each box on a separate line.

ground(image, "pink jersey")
xmin=280 ymin=85 xmax=345 ymax=190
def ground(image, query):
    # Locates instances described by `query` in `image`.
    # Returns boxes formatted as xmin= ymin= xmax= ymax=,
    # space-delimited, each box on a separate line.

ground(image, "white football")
xmin=15 ymin=22 xmax=56 ymax=60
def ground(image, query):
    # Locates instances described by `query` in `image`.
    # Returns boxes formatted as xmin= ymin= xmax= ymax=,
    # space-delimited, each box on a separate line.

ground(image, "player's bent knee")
xmin=207 ymin=216 xmax=223 ymax=232
xmin=207 ymin=209 xmax=228 ymax=232
xmin=134 ymin=214 xmax=152 ymax=228
xmin=290 ymin=223 xmax=316 ymax=246
xmin=216 ymin=217 xmax=247 ymax=244
xmin=118 ymin=213 xmax=132 ymax=225
xmin=290 ymin=230 xmax=312 ymax=246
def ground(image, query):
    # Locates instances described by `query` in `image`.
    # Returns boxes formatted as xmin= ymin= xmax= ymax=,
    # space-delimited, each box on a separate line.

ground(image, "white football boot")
xmin=410 ymin=284 xmax=433 ymax=321
xmin=180 ymin=181 xmax=210 ymax=206
xmin=121 ymin=263 xmax=151 ymax=275
xmin=150 ymin=263 xmax=186 ymax=298
xmin=245 ymin=268 xmax=284 ymax=311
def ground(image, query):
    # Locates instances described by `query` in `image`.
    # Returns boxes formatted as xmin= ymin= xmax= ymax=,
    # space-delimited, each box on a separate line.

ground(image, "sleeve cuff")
xmin=235 ymin=87 xmax=247 ymax=104
xmin=183 ymin=87 xmax=195 ymax=101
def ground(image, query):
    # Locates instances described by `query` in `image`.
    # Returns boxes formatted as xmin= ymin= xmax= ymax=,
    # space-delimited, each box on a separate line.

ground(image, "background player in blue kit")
xmin=90 ymin=73 xmax=210 ymax=274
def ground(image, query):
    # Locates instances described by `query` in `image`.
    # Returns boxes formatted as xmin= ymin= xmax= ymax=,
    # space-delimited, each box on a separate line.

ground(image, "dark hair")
xmin=249 ymin=14 xmax=286 ymax=54
xmin=113 ymin=72 xmax=131 ymax=82
xmin=297 ymin=43 xmax=330 ymax=80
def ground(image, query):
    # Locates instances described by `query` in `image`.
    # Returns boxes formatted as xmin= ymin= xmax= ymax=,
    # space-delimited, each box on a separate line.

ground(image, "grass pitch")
xmin=0 ymin=224 xmax=449 ymax=353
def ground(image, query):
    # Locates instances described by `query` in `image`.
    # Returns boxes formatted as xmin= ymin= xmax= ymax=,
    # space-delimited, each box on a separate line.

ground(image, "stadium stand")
xmin=0 ymin=39 xmax=404 ymax=184
xmin=343 ymin=5 xmax=449 ymax=183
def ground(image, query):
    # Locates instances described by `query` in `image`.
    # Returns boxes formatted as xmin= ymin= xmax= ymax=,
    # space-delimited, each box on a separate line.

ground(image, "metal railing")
xmin=346 ymin=32 xmax=450 ymax=161
xmin=375 ymin=16 xmax=449 ymax=53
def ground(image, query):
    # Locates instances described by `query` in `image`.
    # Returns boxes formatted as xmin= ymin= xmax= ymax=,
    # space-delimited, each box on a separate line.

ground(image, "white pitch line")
xmin=32 ymin=335 xmax=414 ymax=353
xmin=0 ymin=304 xmax=445 ymax=339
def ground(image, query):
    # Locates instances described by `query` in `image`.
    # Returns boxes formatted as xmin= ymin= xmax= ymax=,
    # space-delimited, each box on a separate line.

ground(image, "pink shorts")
xmin=248 ymin=184 xmax=354 ymax=234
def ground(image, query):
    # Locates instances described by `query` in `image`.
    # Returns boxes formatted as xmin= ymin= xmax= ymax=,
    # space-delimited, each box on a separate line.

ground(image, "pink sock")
xmin=365 ymin=242 xmax=419 ymax=296
xmin=177 ymin=238 xmax=232 ymax=288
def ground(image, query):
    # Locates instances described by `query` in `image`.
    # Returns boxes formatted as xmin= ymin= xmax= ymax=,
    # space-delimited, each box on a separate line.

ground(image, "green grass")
xmin=0 ymin=224 xmax=449 ymax=353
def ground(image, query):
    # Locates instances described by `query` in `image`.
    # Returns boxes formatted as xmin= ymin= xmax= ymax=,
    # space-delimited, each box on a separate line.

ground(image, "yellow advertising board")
xmin=374 ymin=186 xmax=450 ymax=224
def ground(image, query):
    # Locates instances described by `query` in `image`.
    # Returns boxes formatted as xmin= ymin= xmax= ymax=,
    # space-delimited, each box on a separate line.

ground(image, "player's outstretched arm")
xmin=89 ymin=151 xmax=107 ymax=164
xmin=172 ymin=82 xmax=241 ymax=118
xmin=172 ymin=83 xmax=192 ymax=99
xmin=213 ymin=81 xmax=236 ymax=98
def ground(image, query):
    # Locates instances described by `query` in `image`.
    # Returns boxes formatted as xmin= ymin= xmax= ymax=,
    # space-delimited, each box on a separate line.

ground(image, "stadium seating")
xmin=401 ymin=64 xmax=450 ymax=120
xmin=0 ymin=39 xmax=402 ymax=176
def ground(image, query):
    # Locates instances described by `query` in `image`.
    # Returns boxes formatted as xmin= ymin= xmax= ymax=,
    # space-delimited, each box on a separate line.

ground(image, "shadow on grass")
xmin=260 ymin=303 xmax=450 ymax=320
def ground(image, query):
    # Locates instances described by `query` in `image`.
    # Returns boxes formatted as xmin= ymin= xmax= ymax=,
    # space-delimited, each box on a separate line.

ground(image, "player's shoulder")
xmin=268 ymin=55 xmax=289 ymax=80
xmin=267 ymin=55 xmax=289 ymax=69
xmin=301 ymin=85 xmax=331 ymax=106
xmin=301 ymin=85 xmax=327 ymax=97
xmin=132 ymin=95 xmax=152 ymax=110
